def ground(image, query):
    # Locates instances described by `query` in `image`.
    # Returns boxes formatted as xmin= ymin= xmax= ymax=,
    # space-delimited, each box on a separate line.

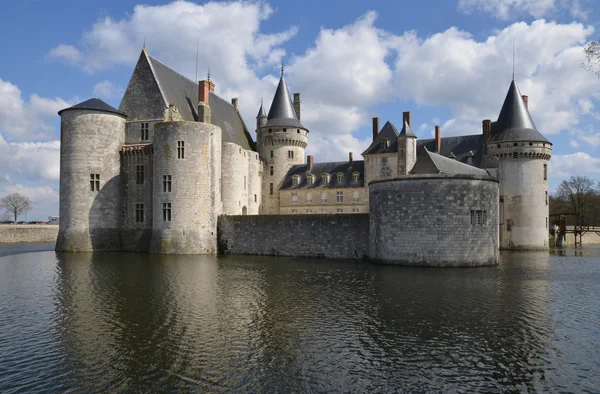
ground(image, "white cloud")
xmin=0 ymin=78 xmax=71 ymax=142
xmin=458 ymin=0 xmax=589 ymax=20
xmin=92 ymin=80 xmax=124 ymax=100
xmin=0 ymin=184 xmax=59 ymax=203
xmin=550 ymin=152 xmax=600 ymax=180
xmin=392 ymin=20 xmax=600 ymax=137
xmin=0 ymin=135 xmax=60 ymax=182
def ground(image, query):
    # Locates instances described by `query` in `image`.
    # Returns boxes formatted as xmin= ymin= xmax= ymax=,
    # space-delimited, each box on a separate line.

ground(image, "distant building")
xmin=47 ymin=216 xmax=59 ymax=225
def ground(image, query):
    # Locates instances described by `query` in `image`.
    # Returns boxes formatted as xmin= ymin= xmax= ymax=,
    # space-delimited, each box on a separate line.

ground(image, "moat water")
xmin=0 ymin=245 xmax=599 ymax=393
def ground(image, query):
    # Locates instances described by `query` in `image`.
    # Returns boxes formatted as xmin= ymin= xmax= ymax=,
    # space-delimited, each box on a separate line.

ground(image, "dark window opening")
xmin=163 ymin=175 xmax=172 ymax=193
xmin=269 ymin=183 xmax=273 ymax=195
xmin=135 ymin=203 xmax=144 ymax=223
xmin=163 ymin=202 xmax=172 ymax=222
xmin=90 ymin=174 xmax=100 ymax=191
xmin=177 ymin=141 xmax=185 ymax=159
xmin=141 ymin=123 xmax=149 ymax=140
xmin=136 ymin=165 xmax=144 ymax=185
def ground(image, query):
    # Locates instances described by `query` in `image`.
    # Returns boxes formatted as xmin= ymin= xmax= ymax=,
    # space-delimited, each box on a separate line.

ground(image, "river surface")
xmin=0 ymin=245 xmax=599 ymax=393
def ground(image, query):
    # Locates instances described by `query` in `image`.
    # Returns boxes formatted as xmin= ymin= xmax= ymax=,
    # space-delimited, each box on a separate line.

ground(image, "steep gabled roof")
xmin=489 ymin=80 xmax=550 ymax=144
xmin=362 ymin=121 xmax=399 ymax=155
xmin=280 ymin=160 xmax=365 ymax=190
xmin=265 ymin=74 xmax=306 ymax=130
xmin=399 ymin=120 xmax=416 ymax=138
xmin=121 ymin=50 xmax=255 ymax=150
xmin=58 ymin=98 xmax=126 ymax=117
xmin=411 ymin=147 xmax=490 ymax=176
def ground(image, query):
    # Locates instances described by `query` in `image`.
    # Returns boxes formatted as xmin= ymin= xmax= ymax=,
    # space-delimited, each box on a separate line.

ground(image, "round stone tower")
xmin=256 ymin=68 xmax=308 ymax=214
xmin=56 ymin=98 xmax=126 ymax=251
xmin=149 ymin=121 xmax=222 ymax=254
xmin=487 ymin=80 xmax=552 ymax=250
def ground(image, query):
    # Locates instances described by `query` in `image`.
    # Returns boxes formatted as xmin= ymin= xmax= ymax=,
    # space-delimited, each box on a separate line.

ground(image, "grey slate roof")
xmin=265 ymin=74 xmax=306 ymax=130
xmin=256 ymin=101 xmax=267 ymax=118
xmin=399 ymin=120 xmax=416 ymax=137
xmin=58 ymin=98 xmax=126 ymax=117
xmin=146 ymin=53 xmax=255 ymax=151
xmin=280 ymin=160 xmax=365 ymax=190
xmin=362 ymin=121 xmax=399 ymax=155
xmin=418 ymin=135 xmax=485 ymax=166
xmin=489 ymin=80 xmax=550 ymax=144
xmin=411 ymin=147 xmax=490 ymax=176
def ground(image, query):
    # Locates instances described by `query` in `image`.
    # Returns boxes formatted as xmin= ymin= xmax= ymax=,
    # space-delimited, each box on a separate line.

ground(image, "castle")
xmin=56 ymin=48 xmax=552 ymax=264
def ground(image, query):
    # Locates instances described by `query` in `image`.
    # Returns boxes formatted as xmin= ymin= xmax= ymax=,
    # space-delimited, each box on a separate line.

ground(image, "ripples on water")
xmin=0 ymin=246 xmax=599 ymax=393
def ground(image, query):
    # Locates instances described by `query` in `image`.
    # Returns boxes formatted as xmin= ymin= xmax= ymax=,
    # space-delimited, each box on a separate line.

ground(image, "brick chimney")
xmin=198 ymin=80 xmax=213 ymax=123
xmin=522 ymin=95 xmax=528 ymax=109
xmin=435 ymin=125 xmax=441 ymax=153
xmin=293 ymin=93 xmax=301 ymax=121
xmin=349 ymin=152 xmax=353 ymax=166
xmin=372 ymin=117 xmax=380 ymax=141
xmin=231 ymin=97 xmax=238 ymax=110
xmin=403 ymin=111 xmax=411 ymax=128
xmin=307 ymin=155 xmax=314 ymax=171
xmin=482 ymin=119 xmax=492 ymax=155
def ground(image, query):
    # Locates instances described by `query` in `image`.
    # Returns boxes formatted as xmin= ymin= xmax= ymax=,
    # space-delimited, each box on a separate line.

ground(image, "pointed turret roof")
xmin=58 ymin=98 xmax=126 ymax=117
xmin=399 ymin=120 xmax=416 ymax=138
xmin=265 ymin=73 xmax=306 ymax=129
xmin=489 ymin=80 xmax=549 ymax=144
xmin=256 ymin=100 xmax=267 ymax=118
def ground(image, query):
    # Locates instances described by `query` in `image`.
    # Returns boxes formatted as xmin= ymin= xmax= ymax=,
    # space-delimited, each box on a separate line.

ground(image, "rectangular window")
xmin=353 ymin=191 xmax=359 ymax=203
xmin=306 ymin=193 xmax=312 ymax=204
xmin=470 ymin=210 xmax=487 ymax=225
xmin=337 ymin=174 xmax=344 ymax=184
xmin=163 ymin=175 xmax=172 ymax=192
xmin=352 ymin=173 xmax=359 ymax=183
xmin=543 ymin=164 xmax=547 ymax=181
xmin=135 ymin=203 xmax=144 ymax=223
xmin=352 ymin=208 xmax=360 ymax=213
xmin=270 ymin=166 xmax=274 ymax=176
xmin=136 ymin=165 xmax=144 ymax=185
xmin=336 ymin=191 xmax=344 ymax=203
xmin=90 ymin=174 xmax=100 ymax=191
xmin=321 ymin=192 xmax=328 ymax=204
xmin=254 ymin=194 xmax=257 ymax=203
xmin=163 ymin=202 xmax=172 ymax=222
xmin=336 ymin=208 xmax=343 ymax=213
xmin=291 ymin=209 xmax=297 ymax=214
xmin=141 ymin=123 xmax=149 ymax=140
xmin=291 ymin=192 xmax=298 ymax=204
xmin=270 ymin=183 xmax=273 ymax=195
xmin=545 ymin=191 xmax=548 ymax=205
xmin=177 ymin=141 xmax=185 ymax=159
xmin=320 ymin=209 xmax=327 ymax=214
xmin=270 ymin=151 xmax=273 ymax=158
xmin=288 ymin=150 xmax=294 ymax=159
xmin=306 ymin=209 xmax=312 ymax=214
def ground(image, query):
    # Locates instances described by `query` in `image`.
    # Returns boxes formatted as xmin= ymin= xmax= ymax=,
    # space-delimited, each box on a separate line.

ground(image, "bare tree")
xmin=583 ymin=40 xmax=600 ymax=77
xmin=0 ymin=211 xmax=12 ymax=222
xmin=0 ymin=193 xmax=32 ymax=223
xmin=555 ymin=176 xmax=596 ymax=225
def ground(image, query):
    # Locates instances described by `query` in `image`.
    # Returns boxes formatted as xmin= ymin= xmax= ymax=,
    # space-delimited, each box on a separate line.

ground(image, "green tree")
xmin=0 ymin=193 xmax=32 ymax=223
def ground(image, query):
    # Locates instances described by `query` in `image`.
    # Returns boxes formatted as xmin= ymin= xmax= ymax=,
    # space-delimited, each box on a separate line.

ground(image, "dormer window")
xmin=307 ymin=175 xmax=315 ymax=185
xmin=466 ymin=156 xmax=473 ymax=165
xmin=380 ymin=138 xmax=389 ymax=150
xmin=322 ymin=173 xmax=330 ymax=184
xmin=337 ymin=172 xmax=344 ymax=184
xmin=352 ymin=172 xmax=360 ymax=183
xmin=292 ymin=175 xmax=300 ymax=186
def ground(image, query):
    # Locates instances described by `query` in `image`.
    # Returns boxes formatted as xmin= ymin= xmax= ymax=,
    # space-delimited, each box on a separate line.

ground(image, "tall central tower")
xmin=487 ymin=80 xmax=552 ymax=249
xmin=257 ymin=68 xmax=308 ymax=214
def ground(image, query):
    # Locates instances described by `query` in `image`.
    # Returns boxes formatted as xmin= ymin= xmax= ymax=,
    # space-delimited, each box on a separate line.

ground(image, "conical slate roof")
xmin=489 ymin=80 xmax=549 ymax=143
xmin=399 ymin=120 xmax=416 ymax=137
xmin=265 ymin=74 xmax=306 ymax=129
xmin=58 ymin=98 xmax=126 ymax=117
xmin=256 ymin=101 xmax=267 ymax=118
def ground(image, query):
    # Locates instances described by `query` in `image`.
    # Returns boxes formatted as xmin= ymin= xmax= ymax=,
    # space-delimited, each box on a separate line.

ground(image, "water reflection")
xmin=0 ymin=249 xmax=598 ymax=392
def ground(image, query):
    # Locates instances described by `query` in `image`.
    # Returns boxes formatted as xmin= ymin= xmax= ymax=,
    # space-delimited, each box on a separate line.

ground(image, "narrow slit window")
xmin=90 ymin=174 xmax=100 ymax=191
xmin=177 ymin=141 xmax=185 ymax=159
xmin=136 ymin=165 xmax=144 ymax=185
xmin=141 ymin=123 xmax=149 ymax=140
xmin=270 ymin=183 xmax=273 ymax=195
xmin=543 ymin=164 xmax=547 ymax=181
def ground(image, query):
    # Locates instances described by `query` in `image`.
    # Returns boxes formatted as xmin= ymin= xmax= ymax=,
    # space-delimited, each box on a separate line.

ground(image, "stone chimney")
xmin=403 ymin=111 xmax=411 ymax=128
xmin=293 ymin=93 xmax=301 ymax=121
xmin=435 ymin=125 xmax=441 ymax=153
xmin=198 ymin=80 xmax=213 ymax=123
xmin=307 ymin=155 xmax=314 ymax=171
xmin=522 ymin=95 xmax=528 ymax=109
xmin=349 ymin=152 xmax=353 ymax=166
xmin=231 ymin=97 xmax=238 ymax=110
xmin=482 ymin=119 xmax=492 ymax=155
xmin=372 ymin=117 xmax=380 ymax=141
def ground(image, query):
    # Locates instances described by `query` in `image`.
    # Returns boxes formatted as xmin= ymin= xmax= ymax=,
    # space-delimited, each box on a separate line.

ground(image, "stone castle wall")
xmin=369 ymin=175 xmax=499 ymax=266
xmin=0 ymin=225 xmax=59 ymax=244
xmin=56 ymin=109 xmax=125 ymax=252
xmin=221 ymin=143 xmax=261 ymax=215
xmin=218 ymin=214 xmax=369 ymax=259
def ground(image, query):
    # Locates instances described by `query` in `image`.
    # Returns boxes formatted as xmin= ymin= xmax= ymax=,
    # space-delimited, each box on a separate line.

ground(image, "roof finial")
xmin=207 ymin=66 xmax=211 ymax=81
xmin=281 ymin=61 xmax=284 ymax=77
xmin=261 ymin=97 xmax=263 ymax=105
xmin=512 ymin=36 xmax=515 ymax=81
xmin=143 ymin=36 xmax=146 ymax=50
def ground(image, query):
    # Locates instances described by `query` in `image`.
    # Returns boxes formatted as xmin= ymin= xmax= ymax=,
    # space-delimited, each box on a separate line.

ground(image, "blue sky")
xmin=1 ymin=0 xmax=599 ymax=220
